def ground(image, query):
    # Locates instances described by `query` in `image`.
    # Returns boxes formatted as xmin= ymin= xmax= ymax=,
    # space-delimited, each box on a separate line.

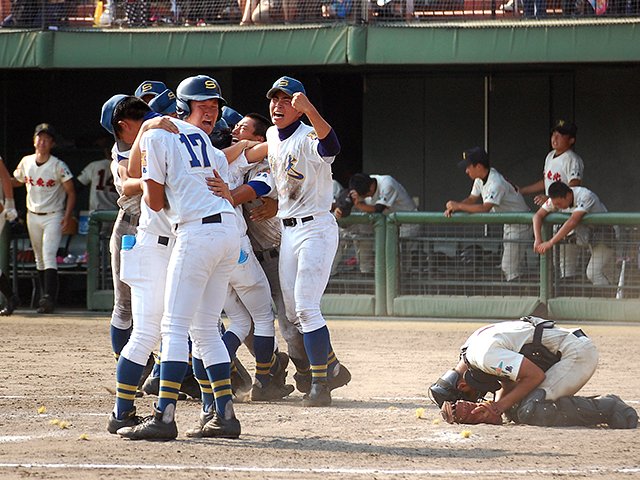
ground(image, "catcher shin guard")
xmin=516 ymin=389 xmax=638 ymax=428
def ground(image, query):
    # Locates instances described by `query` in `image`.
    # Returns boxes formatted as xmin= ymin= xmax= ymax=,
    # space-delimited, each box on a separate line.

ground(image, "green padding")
xmin=321 ymin=294 xmax=375 ymax=316
xmin=87 ymin=290 xmax=114 ymax=311
xmin=393 ymin=295 xmax=540 ymax=319
xmin=548 ymin=298 xmax=640 ymax=322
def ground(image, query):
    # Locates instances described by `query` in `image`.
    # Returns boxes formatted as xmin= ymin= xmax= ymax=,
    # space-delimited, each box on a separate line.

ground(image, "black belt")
xmin=29 ymin=210 xmax=56 ymax=216
xmin=282 ymin=216 xmax=313 ymax=227
xmin=572 ymin=329 xmax=587 ymax=338
xmin=254 ymin=248 xmax=279 ymax=262
xmin=122 ymin=212 xmax=139 ymax=225
xmin=158 ymin=236 xmax=170 ymax=246
xmin=202 ymin=213 xmax=222 ymax=224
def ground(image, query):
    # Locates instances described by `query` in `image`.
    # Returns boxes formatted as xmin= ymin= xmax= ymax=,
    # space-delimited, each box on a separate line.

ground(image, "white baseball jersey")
xmin=470 ymin=168 xmax=529 ymax=213
xmin=463 ymin=319 xmax=578 ymax=382
xmin=543 ymin=149 xmax=584 ymax=194
xmin=13 ymin=154 xmax=73 ymax=214
xmin=364 ymin=175 xmax=416 ymax=213
xmin=141 ymin=118 xmax=235 ymax=225
xmin=541 ymin=186 xmax=607 ymax=214
xmin=243 ymin=159 xmax=281 ymax=252
xmin=110 ymin=145 xmax=142 ymax=216
xmin=77 ymin=158 xmax=119 ymax=211
xmin=267 ymin=123 xmax=335 ymax=219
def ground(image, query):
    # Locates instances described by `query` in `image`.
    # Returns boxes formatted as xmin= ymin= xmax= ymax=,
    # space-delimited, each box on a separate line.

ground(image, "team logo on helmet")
xmin=278 ymin=79 xmax=289 ymax=87
xmin=168 ymin=92 xmax=176 ymax=99
xmin=205 ymin=80 xmax=219 ymax=91
xmin=141 ymin=83 xmax=153 ymax=92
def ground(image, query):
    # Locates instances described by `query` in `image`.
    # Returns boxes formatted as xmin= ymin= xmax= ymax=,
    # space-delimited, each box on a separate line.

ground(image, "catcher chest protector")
xmin=518 ymin=317 xmax=562 ymax=371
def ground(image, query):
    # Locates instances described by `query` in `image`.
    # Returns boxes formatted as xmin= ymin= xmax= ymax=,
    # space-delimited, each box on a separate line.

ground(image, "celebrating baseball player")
xmin=117 ymin=75 xmax=240 ymax=441
xmin=533 ymin=181 xmax=615 ymax=286
xmin=243 ymin=76 xmax=351 ymax=407
xmin=12 ymin=123 xmax=76 ymax=314
xmin=430 ymin=317 xmax=637 ymax=428
xmin=444 ymin=147 xmax=531 ymax=282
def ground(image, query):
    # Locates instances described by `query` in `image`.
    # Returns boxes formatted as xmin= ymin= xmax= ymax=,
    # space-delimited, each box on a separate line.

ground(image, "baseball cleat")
xmin=201 ymin=412 xmax=241 ymax=439
xmin=230 ymin=357 xmax=252 ymax=401
xmin=140 ymin=375 xmax=160 ymax=396
xmin=0 ymin=294 xmax=20 ymax=316
xmin=302 ymin=381 xmax=332 ymax=407
xmin=106 ymin=408 xmax=144 ymax=434
xmin=36 ymin=295 xmax=54 ymax=314
xmin=293 ymin=371 xmax=312 ymax=394
xmin=328 ymin=362 xmax=351 ymax=391
xmin=250 ymin=380 xmax=295 ymax=402
xmin=179 ymin=374 xmax=202 ymax=400
xmin=184 ymin=408 xmax=215 ymax=438
xmin=136 ymin=354 xmax=156 ymax=397
xmin=117 ymin=406 xmax=177 ymax=441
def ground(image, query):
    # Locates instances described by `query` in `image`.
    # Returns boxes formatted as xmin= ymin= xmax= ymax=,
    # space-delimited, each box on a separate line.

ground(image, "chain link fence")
xmin=1 ymin=0 xmax=639 ymax=29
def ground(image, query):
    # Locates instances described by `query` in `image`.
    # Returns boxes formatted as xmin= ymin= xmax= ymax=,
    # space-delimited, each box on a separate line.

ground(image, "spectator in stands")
xmin=532 ymin=181 xmax=615 ymax=286
xmin=444 ymin=147 xmax=532 ymax=282
xmin=12 ymin=123 xmax=76 ymax=314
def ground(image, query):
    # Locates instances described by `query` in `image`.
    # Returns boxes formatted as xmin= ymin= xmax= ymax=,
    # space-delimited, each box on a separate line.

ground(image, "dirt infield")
xmin=0 ymin=313 xmax=638 ymax=479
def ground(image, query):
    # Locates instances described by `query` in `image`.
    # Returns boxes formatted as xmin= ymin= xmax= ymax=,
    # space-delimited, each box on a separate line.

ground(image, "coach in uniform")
xmin=430 ymin=317 xmax=637 ymax=428
xmin=444 ymin=147 xmax=531 ymax=282
xmin=13 ymin=123 xmax=76 ymax=314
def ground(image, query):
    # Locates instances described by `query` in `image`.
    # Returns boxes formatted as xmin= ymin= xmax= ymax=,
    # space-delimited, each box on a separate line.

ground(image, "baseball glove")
xmin=441 ymin=400 xmax=503 ymax=425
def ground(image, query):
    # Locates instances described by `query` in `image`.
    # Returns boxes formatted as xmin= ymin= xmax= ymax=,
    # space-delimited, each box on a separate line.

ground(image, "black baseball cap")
xmin=458 ymin=146 xmax=489 ymax=169
xmin=552 ymin=120 xmax=577 ymax=137
xmin=34 ymin=123 xmax=56 ymax=140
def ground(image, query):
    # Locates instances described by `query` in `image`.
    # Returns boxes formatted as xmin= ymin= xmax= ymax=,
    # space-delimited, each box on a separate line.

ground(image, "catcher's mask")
xmin=429 ymin=370 xmax=465 ymax=407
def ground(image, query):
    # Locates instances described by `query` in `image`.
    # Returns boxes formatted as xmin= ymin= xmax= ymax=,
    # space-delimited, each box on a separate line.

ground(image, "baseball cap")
xmin=34 ymin=123 xmax=56 ymax=140
xmin=457 ymin=146 xmax=489 ymax=169
xmin=552 ymin=119 xmax=577 ymax=137
xmin=100 ymin=94 xmax=128 ymax=135
xmin=266 ymin=76 xmax=306 ymax=99
xmin=134 ymin=80 xmax=167 ymax=99
xmin=148 ymin=89 xmax=177 ymax=115
xmin=221 ymin=106 xmax=243 ymax=129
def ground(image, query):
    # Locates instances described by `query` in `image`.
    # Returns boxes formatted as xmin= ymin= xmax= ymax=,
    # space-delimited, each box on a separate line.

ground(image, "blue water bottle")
xmin=122 ymin=235 xmax=136 ymax=251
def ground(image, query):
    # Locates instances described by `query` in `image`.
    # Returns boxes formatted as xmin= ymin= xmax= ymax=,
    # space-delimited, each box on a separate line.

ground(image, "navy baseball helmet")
xmin=100 ymin=94 xmax=128 ymax=135
xmin=209 ymin=117 xmax=232 ymax=149
xmin=135 ymin=80 xmax=167 ymax=100
xmin=221 ymin=106 xmax=243 ymax=129
xmin=266 ymin=76 xmax=306 ymax=99
xmin=149 ymin=89 xmax=177 ymax=115
xmin=176 ymin=75 xmax=226 ymax=119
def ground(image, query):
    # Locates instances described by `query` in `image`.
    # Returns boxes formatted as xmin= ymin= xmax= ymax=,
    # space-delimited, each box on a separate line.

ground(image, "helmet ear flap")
xmin=176 ymin=98 xmax=190 ymax=119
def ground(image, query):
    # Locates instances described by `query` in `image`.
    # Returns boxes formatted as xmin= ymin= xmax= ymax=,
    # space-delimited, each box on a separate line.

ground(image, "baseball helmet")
xmin=209 ymin=118 xmax=232 ymax=149
xmin=134 ymin=80 xmax=167 ymax=99
xmin=100 ymin=94 xmax=128 ymax=135
xmin=221 ymin=106 xmax=243 ymax=129
xmin=176 ymin=75 xmax=226 ymax=119
xmin=149 ymin=89 xmax=177 ymax=115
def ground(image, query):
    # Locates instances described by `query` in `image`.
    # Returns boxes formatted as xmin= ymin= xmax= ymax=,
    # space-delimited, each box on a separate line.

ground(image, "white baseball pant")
xmin=26 ymin=211 xmax=63 ymax=270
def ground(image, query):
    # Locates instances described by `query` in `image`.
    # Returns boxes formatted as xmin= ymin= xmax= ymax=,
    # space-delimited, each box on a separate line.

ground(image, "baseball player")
xmin=342 ymin=172 xmax=418 ymax=274
xmin=518 ymin=120 xmax=584 ymax=279
xmin=134 ymin=80 xmax=167 ymax=103
xmin=118 ymin=75 xmax=241 ymax=441
xmin=99 ymin=94 xmax=181 ymax=435
xmin=429 ymin=317 xmax=638 ymax=428
xmin=0 ymin=156 xmax=19 ymax=316
xmin=233 ymin=112 xmax=314 ymax=395
xmin=244 ymin=75 xmax=350 ymax=407
xmin=533 ymin=181 xmax=615 ymax=286
xmin=12 ymin=123 xmax=76 ymax=314
xmin=76 ymin=154 xmax=119 ymax=212
xmin=444 ymin=147 xmax=532 ymax=282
